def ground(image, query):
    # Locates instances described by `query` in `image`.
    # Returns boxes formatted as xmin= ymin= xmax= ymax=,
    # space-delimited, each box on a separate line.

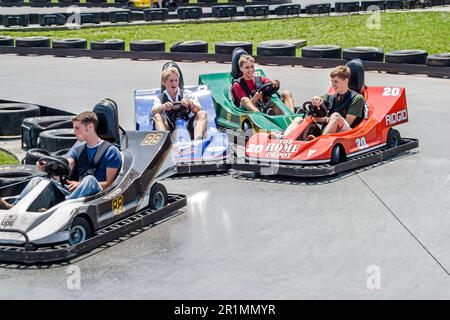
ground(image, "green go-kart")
xmin=198 ymin=48 xmax=305 ymax=142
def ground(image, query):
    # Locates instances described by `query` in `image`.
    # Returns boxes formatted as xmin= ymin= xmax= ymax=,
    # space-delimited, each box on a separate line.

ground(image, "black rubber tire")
xmin=330 ymin=144 xmax=346 ymax=165
xmin=257 ymin=41 xmax=296 ymax=57
xmin=385 ymin=50 xmax=428 ymax=65
xmin=242 ymin=120 xmax=254 ymax=144
xmin=149 ymin=183 xmax=168 ymax=210
xmin=52 ymin=38 xmax=88 ymax=49
xmin=343 ymin=47 xmax=384 ymax=62
xmin=23 ymin=148 xmax=51 ymax=165
xmin=302 ymin=45 xmax=342 ymax=59
xmin=170 ymin=41 xmax=208 ymax=53
xmin=69 ymin=217 xmax=93 ymax=246
xmin=0 ymin=103 xmax=41 ymax=136
xmin=90 ymin=39 xmax=125 ymax=51
xmin=386 ymin=129 xmax=401 ymax=148
xmin=426 ymin=53 xmax=450 ymax=67
xmin=0 ymin=170 xmax=35 ymax=188
xmin=38 ymin=128 xmax=77 ymax=153
xmin=0 ymin=36 xmax=14 ymax=47
xmin=52 ymin=148 xmax=71 ymax=157
xmin=15 ymin=36 xmax=51 ymax=48
xmin=130 ymin=40 xmax=166 ymax=52
xmin=215 ymin=41 xmax=253 ymax=55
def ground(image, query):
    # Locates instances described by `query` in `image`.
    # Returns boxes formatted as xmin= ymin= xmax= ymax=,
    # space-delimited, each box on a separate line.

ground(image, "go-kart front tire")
xmin=330 ymin=144 xmax=346 ymax=165
xmin=149 ymin=183 xmax=168 ymax=210
xmin=69 ymin=217 xmax=93 ymax=246
xmin=387 ymin=129 xmax=401 ymax=148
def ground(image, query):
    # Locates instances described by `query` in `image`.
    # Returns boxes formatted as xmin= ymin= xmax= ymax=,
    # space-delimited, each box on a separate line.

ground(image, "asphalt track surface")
xmin=0 ymin=55 xmax=449 ymax=299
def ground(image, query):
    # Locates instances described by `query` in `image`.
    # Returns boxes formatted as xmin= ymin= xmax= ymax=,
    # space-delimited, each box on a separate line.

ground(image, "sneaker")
xmin=269 ymin=132 xmax=284 ymax=140
xmin=307 ymin=134 xmax=316 ymax=141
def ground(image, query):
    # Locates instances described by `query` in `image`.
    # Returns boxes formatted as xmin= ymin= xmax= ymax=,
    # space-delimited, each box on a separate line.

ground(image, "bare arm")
xmin=345 ymin=114 xmax=358 ymax=127
xmin=99 ymin=167 xmax=120 ymax=190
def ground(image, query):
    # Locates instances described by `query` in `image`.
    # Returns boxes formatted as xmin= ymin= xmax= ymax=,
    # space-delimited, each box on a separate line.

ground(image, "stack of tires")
xmin=0 ymin=103 xmax=41 ymax=137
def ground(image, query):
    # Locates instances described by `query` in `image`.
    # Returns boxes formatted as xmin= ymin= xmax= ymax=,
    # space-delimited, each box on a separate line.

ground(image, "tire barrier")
xmin=1 ymin=15 xmax=30 ymax=27
xmin=426 ymin=53 xmax=450 ymax=67
xmin=244 ymin=5 xmax=270 ymax=17
xmin=385 ymin=0 xmax=404 ymax=9
xmin=211 ymin=5 xmax=237 ymax=18
xmin=361 ymin=1 xmax=387 ymax=11
xmin=385 ymin=49 xmax=428 ymax=64
xmin=302 ymin=45 xmax=342 ymax=59
xmin=0 ymin=167 xmax=41 ymax=188
xmin=0 ymin=103 xmax=41 ymax=136
xmin=274 ymin=4 xmax=301 ymax=16
xmin=335 ymin=2 xmax=360 ymax=13
xmin=80 ymin=13 xmax=101 ymax=25
xmin=52 ymin=38 xmax=88 ymax=49
xmin=38 ymin=14 xmax=67 ymax=27
xmin=343 ymin=47 xmax=384 ymax=62
xmin=15 ymin=36 xmax=51 ymax=48
xmin=305 ymin=3 xmax=331 ymax=15
xmin=23 ymin=148 xmax=51 ymax=165
xmin=90 ymin=39 xmax=125 ymax=51
xmin=130 ymin=40 xmax=166 ymax=52
xmin=215 ymin=41 xmax=253 ymax=55
xmin=0 ymin=36 xmax=14 ymax=46
xmin=257 ymin=41 xmax=296 ymax=57
xmin=21 ymin=115 xmax=73 ymax=150
xmin=143 ymin=8 xmax=169 ymax=21
xmin=177 ymin=6 xmax=203 ymax=20
xmin=109 ymin=11 xmax=134 ymax=23
xmin=170 ymin=40 xmax=208 ymax=53
xmin=38 ymin=128 xmax=77 ymax=153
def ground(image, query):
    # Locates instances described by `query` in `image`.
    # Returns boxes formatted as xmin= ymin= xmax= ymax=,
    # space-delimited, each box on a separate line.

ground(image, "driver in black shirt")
xmin=152 ymin=66 xmax=206 ymax=140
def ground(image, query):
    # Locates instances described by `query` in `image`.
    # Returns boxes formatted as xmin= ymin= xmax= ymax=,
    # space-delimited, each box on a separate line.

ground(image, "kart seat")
xmin=161 ymin=61 xmax=185 ymax=92
xmin=231 ymin=47 xmax=249 ymax=80
xmin=230 ymin=47 xmax=250 ymax=106
xmin=93 ymin=98 xmax=120 ymax=146
xmin=346 ymin=58 xmax=365 ymax=94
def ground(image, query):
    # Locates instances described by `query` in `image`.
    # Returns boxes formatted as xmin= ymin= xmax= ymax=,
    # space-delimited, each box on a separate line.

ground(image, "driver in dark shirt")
xmin=232 ymin=54 xmax=295 ymax=114
xmin=152 ymin=66 xmax=207 ymax=141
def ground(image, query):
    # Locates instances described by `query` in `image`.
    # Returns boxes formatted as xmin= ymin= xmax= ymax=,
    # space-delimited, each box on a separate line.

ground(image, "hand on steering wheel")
xmin=258 ymin=82 xmax=279 ymax=98
xmin=38 ymin=156 xmax=71 ymax=184
xmin=301 ymin=101 xmax=328 ymax=118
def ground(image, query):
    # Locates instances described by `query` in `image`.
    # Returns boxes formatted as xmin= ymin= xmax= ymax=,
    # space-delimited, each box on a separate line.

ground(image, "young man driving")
xmin=232 ymin=54 xmax=295 ymax=114
xmin=0 ymin=111 xmax=122 ymax=210
xmin=282 ymin=65 xmax=366 ymax=139
xmin=152 ymin=66 xmax=207 ymax=141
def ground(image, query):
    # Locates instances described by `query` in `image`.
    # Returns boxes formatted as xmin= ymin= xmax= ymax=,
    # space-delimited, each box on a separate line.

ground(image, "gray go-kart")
xmin=0 ymin=99 xmax=186 ymax=264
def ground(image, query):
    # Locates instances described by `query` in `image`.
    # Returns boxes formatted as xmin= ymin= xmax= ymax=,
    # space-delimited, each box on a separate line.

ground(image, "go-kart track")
xmin=0 ymin=54 xmax=449 ymax=299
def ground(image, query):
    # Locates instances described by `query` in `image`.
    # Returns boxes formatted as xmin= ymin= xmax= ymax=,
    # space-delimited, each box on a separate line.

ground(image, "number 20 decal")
xmin=383 ymin=87 xmax=400 ymax=96
xmin=356 ymin=137 xmax=368 ymax=150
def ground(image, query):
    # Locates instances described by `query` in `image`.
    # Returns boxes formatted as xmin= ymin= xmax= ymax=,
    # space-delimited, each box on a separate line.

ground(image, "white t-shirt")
xmin=153 ymin=87 xmax=200 ymax=119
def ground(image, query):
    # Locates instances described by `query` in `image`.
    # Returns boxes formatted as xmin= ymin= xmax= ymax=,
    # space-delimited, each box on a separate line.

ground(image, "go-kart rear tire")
xmin=387 ymin=129 xmax=401 ymax=148
xmin=330 ymin=144 xmax=346 ymax=165
xmin=69 ymin=217 xmax=93 ymax=246
xmin=149 ymin=183 xmax=168 ymax=210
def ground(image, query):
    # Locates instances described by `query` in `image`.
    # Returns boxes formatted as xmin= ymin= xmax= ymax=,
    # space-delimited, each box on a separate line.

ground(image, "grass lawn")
xmin=0 ymin=150 xmax=19 ymax=165
xmin=1 ymin=11 xmax=449 ymax=54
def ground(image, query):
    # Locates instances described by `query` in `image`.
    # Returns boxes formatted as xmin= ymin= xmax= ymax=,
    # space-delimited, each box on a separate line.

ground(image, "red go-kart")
xmin=232 ymin=59 xmax=419 ymax=177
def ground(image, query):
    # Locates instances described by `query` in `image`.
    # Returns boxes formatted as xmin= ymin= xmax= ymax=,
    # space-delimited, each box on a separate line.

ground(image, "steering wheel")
xmin=38 ymin=156 xmax=71 ymax=184
xmin=301 ymin=101 xmax=328 ymax=118
xmin=258 ymin=82 xmax=279 ymax=98
xmin=169 ymin=101 xmax=190 ymax=120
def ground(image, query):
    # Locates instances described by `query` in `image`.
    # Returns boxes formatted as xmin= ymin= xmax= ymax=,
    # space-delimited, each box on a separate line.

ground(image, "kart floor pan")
xmin=232 ymin=138 xmax=419 ymax=178
xmin=176 ymin=161 xmax=231 ymax=174
xmin=0 ymin=194 xmax=187 ymax=265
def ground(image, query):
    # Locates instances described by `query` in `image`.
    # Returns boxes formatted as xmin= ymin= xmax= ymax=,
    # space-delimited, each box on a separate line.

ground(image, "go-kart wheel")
xmin=69 ymin=217 xmax=93 ymax=246
xmin=330 ymin=144 xmax=346 ymax=165
xmin=149 ymin=183 xmax=168 ymax=210
xmin=387 ymin=129 xmax=401 ymax=148
xmin=242 ymin=121 xmax=254 ymax=143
